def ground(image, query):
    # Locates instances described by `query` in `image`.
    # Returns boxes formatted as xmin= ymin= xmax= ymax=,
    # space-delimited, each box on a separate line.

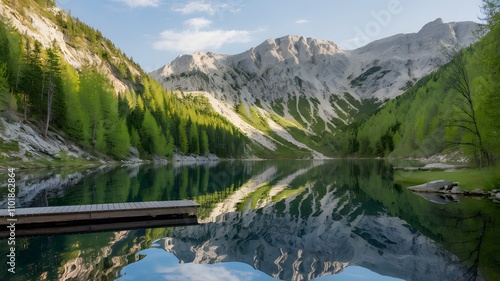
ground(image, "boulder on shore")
xmin=408 ymin=181 xmax=499 ymax=204
xmin=408 ymin=180 xmax=461 ymax=193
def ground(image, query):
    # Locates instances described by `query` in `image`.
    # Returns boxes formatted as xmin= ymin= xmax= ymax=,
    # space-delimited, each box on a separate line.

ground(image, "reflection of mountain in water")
xmin=3 ymin=160 xmax=493 ymax=281
xmin=157 ymin=162 xmax=471 ymax=281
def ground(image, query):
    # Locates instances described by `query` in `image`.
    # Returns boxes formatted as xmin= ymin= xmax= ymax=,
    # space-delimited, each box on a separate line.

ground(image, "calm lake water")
xmin=1 ymin=160 xmax=499 ymax=281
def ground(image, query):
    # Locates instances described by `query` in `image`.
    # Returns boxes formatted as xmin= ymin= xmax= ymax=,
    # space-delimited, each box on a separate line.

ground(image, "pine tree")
xmin=178 ymin=119 xmax=188 ymax=154
xmin=20 ymin=39 xmax=43 ymax=120
xmin=107 ymin=119 xmax=130 ymax=158
xmin=44 ymin=44 xmax=62 ymax=137
xmin=200 ymin=129 xmax=209 ymax=155
xmin=79 ymin=68 xmax=105 ymax=150
xmin=0 ymin=62 xmax=12 ymax=112
xmin=189 ymin=121 xmax=200 ymax=155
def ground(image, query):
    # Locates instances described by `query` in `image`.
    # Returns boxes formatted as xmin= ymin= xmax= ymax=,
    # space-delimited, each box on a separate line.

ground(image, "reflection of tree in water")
xmin=440 ymin=210 xmax=494 ymax=281
xmin=0 ymin=162 xmax=262 ymax=280
xmin=161 ymin=160 xmax=474 ymax=281
xmin=2 ymin=161 xmax=498 ymax=280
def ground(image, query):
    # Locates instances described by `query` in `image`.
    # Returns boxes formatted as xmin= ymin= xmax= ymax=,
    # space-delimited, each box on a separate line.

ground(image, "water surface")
xmin=1 ymin=160 xmax=498 ymax=280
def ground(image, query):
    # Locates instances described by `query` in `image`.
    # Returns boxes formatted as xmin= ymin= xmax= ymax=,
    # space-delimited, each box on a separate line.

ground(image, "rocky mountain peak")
xmin=251 ymin=35 xmax=341 ymax=65
xmin=421 ymin=17 xmax=445 ymax=29
xmin=153 ymin=19 xmax=479 ymax=101
xmin=150 ymin=19 xmax=481 ymax=155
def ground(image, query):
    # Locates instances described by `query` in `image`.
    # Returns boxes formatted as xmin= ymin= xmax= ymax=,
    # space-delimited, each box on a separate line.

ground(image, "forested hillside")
xmin=0 ymin=0 xmax=248 ymax=162
xmin=329 ymin=3 xmax=499 ymax=166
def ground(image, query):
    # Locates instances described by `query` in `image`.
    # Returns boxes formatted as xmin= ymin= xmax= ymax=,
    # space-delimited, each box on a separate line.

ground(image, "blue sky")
xmin=55 ymin=0 xmax=484 ymax=72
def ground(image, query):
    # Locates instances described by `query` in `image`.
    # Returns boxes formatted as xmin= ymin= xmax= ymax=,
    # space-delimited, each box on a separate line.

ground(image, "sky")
xmin=55 ymin=0 xmax=484 ymax=72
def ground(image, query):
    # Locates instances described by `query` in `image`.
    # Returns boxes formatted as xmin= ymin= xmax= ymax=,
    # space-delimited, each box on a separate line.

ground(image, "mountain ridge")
xmin=152 ymin=18 xmax=479 ymax=101
xmin=150 ymin=19 xmax=480 ymax=157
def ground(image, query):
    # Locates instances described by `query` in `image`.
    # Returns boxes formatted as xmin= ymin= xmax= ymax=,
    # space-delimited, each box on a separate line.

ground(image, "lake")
xmin=1 ymin=160 xmax=499 ymax=281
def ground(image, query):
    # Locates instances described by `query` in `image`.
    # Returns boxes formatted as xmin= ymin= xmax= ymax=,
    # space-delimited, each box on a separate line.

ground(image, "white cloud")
xmin=153 ymin=29 xmax=251 ymax=53
xmin=185 ymin=17 xmax=213 ymax=30
xmin=172 ymin=1 xmax=243 ymax=17
xmin=153 ymin=18 xmax=252 ymax=53
xmin=111 ymin=0 xmax=160 ymax=8
xmin=295 ymin=19 xmax=310 ymax=24
xmin=173 ymin=1 xmax=217 ymax=15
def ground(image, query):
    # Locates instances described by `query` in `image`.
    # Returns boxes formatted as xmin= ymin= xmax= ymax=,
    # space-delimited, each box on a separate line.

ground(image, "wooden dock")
xmin=0 ymin=200 xmax=200 ymax=237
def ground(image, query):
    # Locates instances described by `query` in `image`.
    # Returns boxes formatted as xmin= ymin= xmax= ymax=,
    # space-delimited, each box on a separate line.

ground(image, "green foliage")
xmin=178 ymin=119 xmax=189 ymax=154
xmin=330 ymin=22 xmax=500 ymax=164
xmin=0 ymin=4 xmax=250 ymax=160
xmin=0 ymin=62 xmax=14 ymax=112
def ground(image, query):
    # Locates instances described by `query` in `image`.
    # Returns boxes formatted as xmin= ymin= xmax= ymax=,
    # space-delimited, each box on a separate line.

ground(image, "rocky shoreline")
xmin=407 ymin=180 xmax=500 ymax=203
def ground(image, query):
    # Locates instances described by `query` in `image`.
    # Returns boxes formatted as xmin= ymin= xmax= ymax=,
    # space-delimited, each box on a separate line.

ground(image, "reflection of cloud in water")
xmin=157 ymin=263 xmax=253 ymax=281
xmin=118 ymin=248 xmax=271 ymax=281
xmin=119 ymin=249 xmax=405 ymax=281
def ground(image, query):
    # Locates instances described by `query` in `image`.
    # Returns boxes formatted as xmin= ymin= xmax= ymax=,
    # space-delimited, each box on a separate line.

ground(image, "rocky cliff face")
xmin=152 ymin=19 xmax=478 ymax=103
xmin=151 ymin=19 xmax=480 ymax=156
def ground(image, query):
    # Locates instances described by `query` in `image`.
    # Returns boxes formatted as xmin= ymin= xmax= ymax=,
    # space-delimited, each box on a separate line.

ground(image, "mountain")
xmin=153 ymin=19 xmax=477 ymax=101
xmin=151 ymin=19 xmax=480 ymax=157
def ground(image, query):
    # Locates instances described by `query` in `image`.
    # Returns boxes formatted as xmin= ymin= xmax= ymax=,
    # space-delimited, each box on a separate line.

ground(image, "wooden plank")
xmin=0 ymin=200 xmax=200 ymax=226
xmin=151 ymin=202 xmax=162 ymax=208
xmin=143 ymin=202 xmax=154 ymax=208
xmin=42 ymin=206 xmax=58 ymax=214
xmin=53 ymin=206 xmax=67 ymax=214
xmin=14 ymin=208 xmax=34 ymax=215
xmin=48 ymin=207 xmax=60 ymax=214
xmin=137 ymin=202 xmax=148 ymax=209
xmin=167 ymin=201 xmax=179 ymax=207
xmin=59 ymin=206 xmax=71 ymax=213
xmin=170 ymin=201 xmax=181 ymax=207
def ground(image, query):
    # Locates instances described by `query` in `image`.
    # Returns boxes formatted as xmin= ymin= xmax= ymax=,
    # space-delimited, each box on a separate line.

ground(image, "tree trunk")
xmin=44 ymin=72 xmax=53 ymax=138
